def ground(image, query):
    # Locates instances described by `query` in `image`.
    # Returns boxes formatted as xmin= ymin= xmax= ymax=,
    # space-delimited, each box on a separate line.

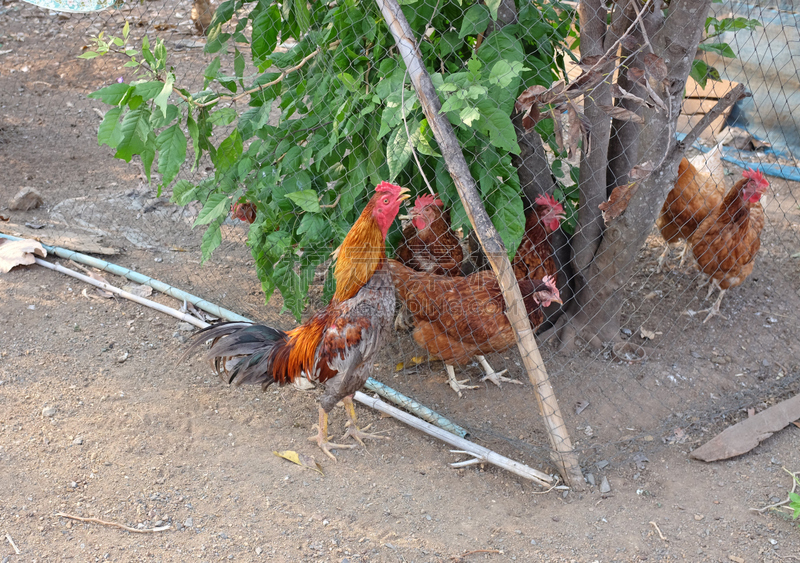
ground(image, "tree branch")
xmin=375 ymin=0 xmax=583 ymax=488
xmin=673 ymin=83 xmax=746 ymax=155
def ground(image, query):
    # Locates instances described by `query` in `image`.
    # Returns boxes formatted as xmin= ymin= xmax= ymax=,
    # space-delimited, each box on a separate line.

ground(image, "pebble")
xmin=178 ymin=322 xmax=195 ymax=332
xmin=184 ymin=517 xmax=193 ymax=528
xmin=255 ymin=547 xmax=263 ymax=555
xmin=117 ymin=352 xmax=129 ymax=363
xmin=599 ymin=476 xmax=611 ymax=494
xmin=154 ymin=520 xmax=163 ymax=527
xmin=691 ymin=350 xmax=702 ymax=359
xmin=586 ymin=473 xmax=596 ymax=486
xmin=621 ymin=328 xmax=632 ymax=337
xmin=596 ymin=460 xmax=609 ymax=470
xmin=42 ymin=406 xmax=56 ymax=417
xmin=72 ymin=437 xmax=83 ymax=445
xmin=69 ymin=481 xmax=77 ymax=488
xmin=9 ymin=187 xmax=44 ymax=211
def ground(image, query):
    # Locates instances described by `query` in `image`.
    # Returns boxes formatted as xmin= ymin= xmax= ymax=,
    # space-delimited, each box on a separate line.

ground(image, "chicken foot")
xmin=309 ymin=407 xmax=355 ymax=462
xmin=445 ymin=364 xmax=479 ymax=397
xmin=696 ymin=283 xmax=728 ymax=323
xmin=476 ymin=355 xmax=520 ymax=387
xmin=656 ymin=242 xmax=672 ymax=273
xmin=341 ymin=395 xmax=389 ymax=446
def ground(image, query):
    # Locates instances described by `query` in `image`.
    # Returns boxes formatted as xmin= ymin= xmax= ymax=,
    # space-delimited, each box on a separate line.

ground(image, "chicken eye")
xmin=383 ymin=198 xmax=389 ymax=204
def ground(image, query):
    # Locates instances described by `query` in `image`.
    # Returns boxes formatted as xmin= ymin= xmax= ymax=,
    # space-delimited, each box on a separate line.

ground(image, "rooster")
xmin=389 ymin=260 xmax=561 ymax=395
xmin=396 ymin=194 xmax=464 ymax=277
xmin=656 ymin=144 xmax=727 ymax=273
xmin=181 ymin=182 xmax=410 ymax=460
xmin=512 ymin=193 xmax=565 ymax=283
xmin=689 ymin=168 xmax=769 ymax=322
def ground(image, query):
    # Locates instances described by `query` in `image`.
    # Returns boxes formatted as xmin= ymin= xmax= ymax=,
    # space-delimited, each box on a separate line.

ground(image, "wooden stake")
xmin=374 ymin=0 xmax=584 ymax=488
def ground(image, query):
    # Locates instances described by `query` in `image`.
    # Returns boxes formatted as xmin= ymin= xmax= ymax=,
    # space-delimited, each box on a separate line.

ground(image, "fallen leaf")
xmin=599 ymin=182 xmax=639 ymax=224
xmin=640 ymin=327 xmax=656 ymax=340
xmin=632 ymin=453 xmax=649 ymax=469
xmin=575 ymin=400 xmax=590 ymax=415
xmin=0 ymin=238 xmax=47 ymax=273
xmin=395 ymin=362 xmax=404 ymax=372
xmin=792 ymin=420 xmax=800 ymax=429
xmin=599 ymin=105 xmax=644 ymax=124
xmin=274 ymin=450 xmax=324 ymax=475
xmin=0 ymin=214 xmax=9 ymax=221
xmin=123 ymin=283 xmax=153 ymax=298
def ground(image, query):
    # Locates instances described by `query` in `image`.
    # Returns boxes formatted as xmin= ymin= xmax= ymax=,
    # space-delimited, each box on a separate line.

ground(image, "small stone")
xmin=599 ymin=476 xmax=611 ymax=494
xmin=154 ymin=257 xmax=163 ymax=263
xmin=42 ymin=406 xmax=57 ymax=417
xmin=769 ymin=539 xmax=777 ymax=546
xmin=596 ymin=460 xmax=610 ymax=470
xmin=691 ymin=350 xmax=702 ymax=359
xmin=69 ymin=481 xmax=77 ymax=488
xmin=694 ymin=514 xmax=704 ymax=521
xmin=178 ymin=322 xmax=195 ymax=332
xmin=586 ymin=473 xmax=596 ymax=486
xmin=621 ymin=328 xmax=632 ymax=337
xmin=154 ymin=520 xmax=163 ymax=527
xmin=184 ymin=517 xmax=193 ymax=528
xmin=762 ymin=359 xmax=770 ymax=367
xmin=117 ymin=352 xmax=129 ymax=363
xmin=255 ymin=547 xmax=263 ymax=555
xmin=9 ymin=187 xmax=44 ymax=211
xmin=72 ymin=437 xmax=83 ymax=445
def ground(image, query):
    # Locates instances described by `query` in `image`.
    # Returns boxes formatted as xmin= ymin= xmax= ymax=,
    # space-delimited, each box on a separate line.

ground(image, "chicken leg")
xmin=341 ymin=395 xmax=389 ymax=446
xmin=309 ymin=407 xmax=355 ymax=462
xmin=445 ymin=364 xmax=479 ymax=397
xmin=697 ymin=286 xmax=728 ymax=323
xmin=656 ymin=242 xmax=672 ymax=273
xmin=476 ymin=355 xmax=520 ymax=387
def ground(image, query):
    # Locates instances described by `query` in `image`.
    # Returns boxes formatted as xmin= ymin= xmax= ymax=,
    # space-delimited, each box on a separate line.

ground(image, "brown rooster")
xmin=512 ymin=193 xmax=565 ymax=283
xmin=389 ymin=259 xmax=561 ymax=395
xmin=181 ymin=182 xmax=410 ymax=460
xmin=656 ymin=145 xmax=726 ymax=272
xmin=396 ymin=194 xmax=464 ymax=277
xmin=689 ymin=168 xmax=769 ymax=322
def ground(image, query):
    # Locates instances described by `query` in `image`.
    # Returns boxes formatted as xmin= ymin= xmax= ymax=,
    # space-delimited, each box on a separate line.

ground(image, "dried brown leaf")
xmin=644 ymin=53 xmax=667 ymax=81
xmin=568 ymin=70 xmax=604 ymax=93
xmin=611 ymin=84 xmax=653 ymax=108
xmin=515 ymin=85 xmax=547 ymax=113
xmin=643 ymin=80 xmax=668 ymax=111
xmin=122 ymin=283 xmax=154 ymax=298
xmin=0 ymin=239 xmax=47 ymax=273
xmin=550 ymin=109 xmax=564 ymax=153
xmin=628 ymin=161 xmax=654 ymax=180
xmin=599 ymin=105 xmax=645 ymax=124
xmin=273 ymin=450 xmax=324 ymax=475
xmin=620 ymin=35 xmax=640 ymax=52
xmin=627 ymin=67 xmax=645 ymax=82
xmin=598 ymin=182 xmax=640 ymax=224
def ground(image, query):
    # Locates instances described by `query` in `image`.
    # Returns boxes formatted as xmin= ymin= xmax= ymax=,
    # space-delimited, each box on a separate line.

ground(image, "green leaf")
xmin=234 ymin=48 xmax=245 ymax=82
xmin=475 ymin=101 xmax=520 ymax=154
xmin=97 ymin=107 xmax=123 ymax=148
xmin=215 ymin=129 xmax=243 ymax=171
xmin=485 ymin=0 xmax=502 ymax=21
xmin=251 ymin=4 xmax=280 ymax=64
xmin=285 ymin=189 xmax=322 ymax=213
xmin=114 ymin=107 xmax=151 ymax=162
xmin=698 ymin=42 xmax=736 ymax=58
xmin=438 ymin=31 xmax=461 ymax=57
xmin=204 ymin=56 xmax=221 ymax=83
xmin=208 ymin=107 xmax=238 ymax=126
xmin=414 ymin=119 xmax=440 ymax=157
xmin=170 ymin=180 xmax=197 ymax=205
xmin=440 ymin=93 xmax=466 ymax=114
xmin=155 ymin=124 xmax=187 ymax=187
xmin=459 ymin=4 xmax=490 ymax=39
xmin=88 ymin=82 xmax=132 ymax=106
xmin=153 ymin=73 xmax=174 ymax=118
xmin=689 ymin=59 xmax=710 ymax=89
xmin=337 ymin=72 xmax=359 ymax=92
xmin=132 ymin=81 xmax=163 ymax=101
xmin=297 ymin=213 xmax=328 ymax=243
xmin=150 ymin=103 xmax=179 ymax=129
xmin=459 ymin=106 xmax=480 ymax=127
xmin=200 ymin=218 xmax=223 ymax=263
xmin=186 ymin=113 xmax=201 ymax=169
xmin=195 ymin=193 xmax=231 ymax=226
xmin=386 ymin=125 xmax=413 ymax=181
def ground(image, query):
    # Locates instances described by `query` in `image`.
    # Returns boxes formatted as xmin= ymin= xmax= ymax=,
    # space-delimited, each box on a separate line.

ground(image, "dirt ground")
xmin=2 ymin=1 xmax=800 ymax=561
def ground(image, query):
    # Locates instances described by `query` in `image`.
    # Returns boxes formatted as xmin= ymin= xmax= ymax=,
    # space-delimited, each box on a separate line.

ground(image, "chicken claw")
xmin=697 ymin=288 xmax=728 ymax=323
xmin=445 ymin=364 xmax=479 ymax=397
xmin=341 ymin=396 xmax=388 ymax=446
xmin=476 ymin=355 xmax=521 ymax=387
xmin=309 ymin=407 xmax=354 ymax=462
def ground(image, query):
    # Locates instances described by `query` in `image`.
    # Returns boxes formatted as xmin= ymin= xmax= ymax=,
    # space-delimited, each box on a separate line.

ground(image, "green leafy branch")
xmin=690 ymin=13 xmax=761 ymax=88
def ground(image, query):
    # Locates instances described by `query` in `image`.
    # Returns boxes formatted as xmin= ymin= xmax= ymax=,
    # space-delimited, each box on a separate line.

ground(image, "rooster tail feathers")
xmin=179 ymin=322 xmax=289 ymax=389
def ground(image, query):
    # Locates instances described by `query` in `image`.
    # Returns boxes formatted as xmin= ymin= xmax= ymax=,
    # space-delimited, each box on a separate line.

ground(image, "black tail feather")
xmin=179 ymin=321 xmax=289 ymax=389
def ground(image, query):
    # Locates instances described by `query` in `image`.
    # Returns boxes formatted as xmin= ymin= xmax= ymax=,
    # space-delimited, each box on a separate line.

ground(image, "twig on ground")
xmin=5 ymin=531 xmax=20 ymax=554
xmin=451 ymin=549 xmax=502 ymax=561
xmin=750 ymin=468 xmax=799 ymax=513
xmin=55 ymin=513 xmax=170 ymax=534
xmin=649 ymin=521 xmax=667 ymax=541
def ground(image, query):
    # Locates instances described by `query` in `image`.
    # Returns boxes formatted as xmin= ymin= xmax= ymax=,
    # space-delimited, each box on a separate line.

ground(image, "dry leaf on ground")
xmin=0 ymin=238 xmax=47 ymax=273
xmin=274 ymin=450 xmax=324 ymax=475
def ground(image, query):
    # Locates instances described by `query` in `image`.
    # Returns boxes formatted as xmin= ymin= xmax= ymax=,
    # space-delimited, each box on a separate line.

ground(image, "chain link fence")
xmin=2 ymin=0 xmax=799 ymax=478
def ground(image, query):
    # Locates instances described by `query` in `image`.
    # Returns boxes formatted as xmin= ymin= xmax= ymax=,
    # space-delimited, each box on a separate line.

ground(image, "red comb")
xmin=375 ymin=181 xmax=403 ymax=193
xmin=742 ymin=168 xmax=768 ymax=187
xmin=414 ymin=194 xmax=443 ymax=209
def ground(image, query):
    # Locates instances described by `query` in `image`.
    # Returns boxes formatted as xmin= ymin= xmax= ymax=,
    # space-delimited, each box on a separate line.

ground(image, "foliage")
xmin=83 ymin=0 xmax=574 ymax=320
xmin=690 ymin=10 xmax=760 ymax=88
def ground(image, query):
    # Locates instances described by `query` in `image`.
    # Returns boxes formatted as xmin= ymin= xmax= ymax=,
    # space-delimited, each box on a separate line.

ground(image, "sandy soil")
xmin=2 ymin=1 xmax=800 ymax=561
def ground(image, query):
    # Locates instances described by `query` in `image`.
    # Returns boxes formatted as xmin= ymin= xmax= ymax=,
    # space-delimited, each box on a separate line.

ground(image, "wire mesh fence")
xmin=2 ymin=0 xmax=799 ymax=479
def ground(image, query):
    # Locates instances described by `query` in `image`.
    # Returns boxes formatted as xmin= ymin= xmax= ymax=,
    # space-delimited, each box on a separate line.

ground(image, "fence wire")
xmin=1 ymin=0 xmax=799 ymax=476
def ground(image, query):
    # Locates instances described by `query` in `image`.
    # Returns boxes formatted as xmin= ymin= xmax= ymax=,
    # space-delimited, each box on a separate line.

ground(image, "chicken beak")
xmin=398 ymin=187 xmax=412 ymax=202
xmin=551 ymin=296 xmax=563 ymax=305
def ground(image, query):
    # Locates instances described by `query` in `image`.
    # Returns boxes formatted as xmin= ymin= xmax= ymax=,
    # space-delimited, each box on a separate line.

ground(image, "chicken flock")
xmin=183 ymin=150 xmax=770 ymax=459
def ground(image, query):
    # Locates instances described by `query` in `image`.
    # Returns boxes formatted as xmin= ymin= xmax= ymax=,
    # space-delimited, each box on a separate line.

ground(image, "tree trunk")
xmin=556 ymin=0 xmax=713 ymax=350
